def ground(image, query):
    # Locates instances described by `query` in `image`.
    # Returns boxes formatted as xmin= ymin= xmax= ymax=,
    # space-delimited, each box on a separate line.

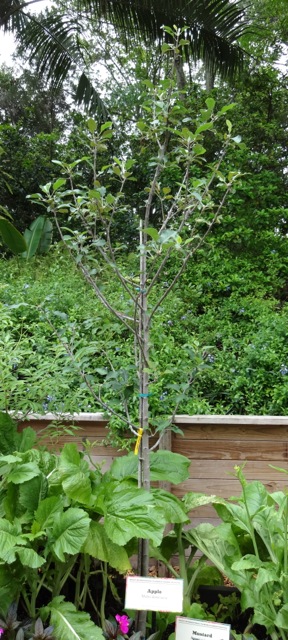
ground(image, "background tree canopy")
xmin=1 ymin=0 xmax=288 ymax=422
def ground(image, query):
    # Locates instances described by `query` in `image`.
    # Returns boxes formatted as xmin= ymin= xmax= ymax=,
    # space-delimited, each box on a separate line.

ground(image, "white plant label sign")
xmin=125 ymin=576 xmax=184 ymax=612
xmin=176 ymin=617 xmax=230 ymax=640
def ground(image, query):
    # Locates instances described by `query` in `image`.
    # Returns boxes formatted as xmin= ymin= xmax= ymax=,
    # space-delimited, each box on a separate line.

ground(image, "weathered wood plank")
xmin=174 ymin=415 xmax=288 ymax=426
xmin=181 ymin=504 xmax=220 ymax=518
xmin=174 ymin=425 xmax=288 ymax=440
xmin=188 ymin=460 xmax=288 ymax=479
xmin=35 ymin=436 xmax=129 ymax=457
xmin=19 ymin=421 xmax=109 ymax=438
xmin=173 ymin=440 xmax=288 ymax=460
xmin=173 ymin=478 xmax=288 ymax=498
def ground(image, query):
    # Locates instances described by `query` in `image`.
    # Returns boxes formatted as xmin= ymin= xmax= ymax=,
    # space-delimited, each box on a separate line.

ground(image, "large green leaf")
xmin=3 ymin=483 xmax=20 ymax=520
xmin=150 ymin=532 xmax=180 ymax=563
xmin=22 ymin=215 xmax=53 ymax=258
xmin=23 ymin=217 xmax=44 ymax=258
xmin=37 ymin=217 xmax=53 ymax=254
xmin=254 ymin=604 xmax=283 ymax=634
xmin=242 ymin=481 xmax=269 ymax=517
xmin=58 ymin=444 xmax=92 ymax=504
xmin=83 ymin=521 xmax=131 ymax=572
xmin=182 ymin=492 xmax=217 ymax=513
xmin=231 ymin=555 xmax=264 ymax=571
xmin=34 ymin=496 xmax=63 ymax=531
xmin=62 ymin=473 xmax=92 ymax=504
xmin=101 ymin=483 xmax=165 ymax=546
xmin=254 ymin=565 xmax=279 ymax=591
xmin=16 ymin=546 xmax=45 ymax=569
xmin=16 ymin=426 xmax=37 ymax=452
xmin=19 ymin=473 xmax=48 ymax=513
xmin=0 ymin=218 xmax=27 ymax=254
xmin=51 ymin=508 xmax=90 ymax=561
xmin=59 ymin=443 xmax=84 ymax=468
xmin=0 ymin=566 xmax=21 ymax=615
xmin=186 ymin=522 xmax=245 ymax=588
xmin=275 ymin=604 xmax=288 ymax=631
xmin=252 ymin=507 xmax=284 ymax=563
xmin=0 ymin=519 xmax=26 ymax=562
xmin=7 ymin=462 xmax=40 ymax=484
xmin=151 ymin=489 xmax=189 ymax=524
xmin=0 ymin=412 xmax=19 ymax=456
xmin=49 ymin=596 xmax=103 ymax=640
xmin=110 ymin=450 xmax=189 ymax=484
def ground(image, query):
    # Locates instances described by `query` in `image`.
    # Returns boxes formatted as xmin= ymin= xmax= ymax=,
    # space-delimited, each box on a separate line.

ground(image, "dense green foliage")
xmin=1 ymin=235 xmax=288 ymax=418
xmin=1 ymin=0 xmax=288 ymax=422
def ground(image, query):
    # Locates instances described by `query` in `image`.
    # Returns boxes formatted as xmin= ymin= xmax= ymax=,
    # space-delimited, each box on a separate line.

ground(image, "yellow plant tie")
xmin=134 ymin=428 xmax=143 ymax=455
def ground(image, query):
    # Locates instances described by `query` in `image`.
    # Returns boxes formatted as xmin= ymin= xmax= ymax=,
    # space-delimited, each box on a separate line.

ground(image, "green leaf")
xmin=51 ymin=508 xmax=90 ymax=561
xmin=100 ymin=121 xmax=112 ymax=133
xmin=16 ymin=427 xmax=37 ymax=452
xmin=62 ymin=473 xmax=92 ymax=504
xmin=83 ymin=521 xmax=131 ymax=572
xmin=58 ymin=444 xmax=82 ymax=467
xmin=16 ymin=547 xmax=45 ymax=569
xmin=218 ymin=104 xmax=236 ymax=114
xmin=87 ymin=118 xmax=97 ymax=133
xmin=58 ymin=445 xmax=92 ymax=504
xmin=19 ymin=474 xmax=48 ymax=513
xmin=153 ymin=533 xmax=178 ymax=562
xmin=0 ymin=218 xmax=27 ymax=254
xmin=22 ymin=216 xmax=52 ymax=259
xmin=242 ymin=481 xmax=268 ymax=516
xmin=0 ymin=455 xmax=21 ymax=466
xmin=254 ymin=565 xmax=278 ymax=591
xmin=49 ymin=597 xmax=103 ymax=640
xmin=205 ymin=98 xmax=215 ymax=110
xmin=144 ymin=227 xmax=159 ymax=241
xmin=53 ymin=178 xmax=66 ymax=191
xmin=33 ymin=496 xmax=63 ymax=532
xmin=161 ymin=43 xmax=171 ymax=53
xmin=182 ymin=492 xmax=217 ymax=513
xmin=226 ymin=119 xmax=232 ymax=133
xmin=0 ymin=412 xmax=18 ymax=455
xmin=110 ymin=451 xmax=189 ymax=485
xmin=275 ymin=605 xmax=288 ymax=630
xmin=193 ymin=144 xmax=206 ymax=156
xmin=0 ymin=565 xmax=21 ymax=615
xmin=186 ymin=523 xmax=244 ymax=588
xmin=7 ymin=462 xmax=40 ymax=484
xmin=0 ymin=519 xmax=25 ymax=561
xmin=102 ymin=484 xmax=165 ymax=546
xmin=231 ymin=555 xmax=263 ymax=570
xmin=195 ymin=122 xmax=214 ymax=135
xmin=151 ymin=489 xmax=189 ymax=524
xmin=0 ymin=205 xmax=12 ymax=219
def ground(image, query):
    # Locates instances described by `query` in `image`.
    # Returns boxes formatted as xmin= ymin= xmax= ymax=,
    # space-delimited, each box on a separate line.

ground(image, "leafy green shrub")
xmin=0 ymin=441 xmax=189 ymax=638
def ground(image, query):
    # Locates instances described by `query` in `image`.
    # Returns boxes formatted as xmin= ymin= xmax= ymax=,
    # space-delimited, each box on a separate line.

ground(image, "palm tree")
xmin=1 ymin=0 xmax=250 ymax=110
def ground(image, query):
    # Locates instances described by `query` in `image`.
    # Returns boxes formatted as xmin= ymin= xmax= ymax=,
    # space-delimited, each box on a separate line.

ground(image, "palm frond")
xmin=20 ymin=12 xmax=80 ymax=86
xmin=1 ymin=0 xmax=251 ymax=112
xmin=14 ymin=9 xmax=108 ymax=113
xmin=78 ymin=0 xmax=249 ymax=41
xmin=76 ymin=0 xmax=251 ymax=79
xmin=0 ymin=0 xmax=27 ymax=31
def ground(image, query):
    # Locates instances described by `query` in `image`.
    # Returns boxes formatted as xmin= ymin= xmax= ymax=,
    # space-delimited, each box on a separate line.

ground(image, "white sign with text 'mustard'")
xmin=124 ymin=576 xmax=184 ymax=612
xmin=176 ymin=617 xmax=230 ymax=640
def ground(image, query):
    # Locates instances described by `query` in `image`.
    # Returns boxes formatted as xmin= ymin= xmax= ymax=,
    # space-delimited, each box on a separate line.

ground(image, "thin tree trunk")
xmin=135 ymin=220 xmax=150 ymax=636
xmin=205 ymin=66 xmax=215 ymax=92
xmin=174 ymin=54 xmax=186 ymax=93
